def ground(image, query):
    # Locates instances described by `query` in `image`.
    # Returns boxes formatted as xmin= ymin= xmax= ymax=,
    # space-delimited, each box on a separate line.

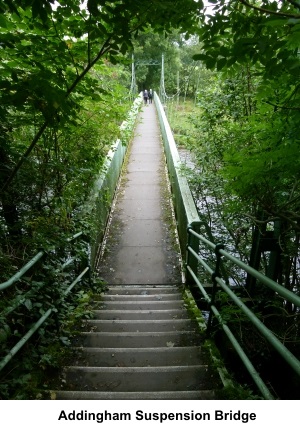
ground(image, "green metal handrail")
xmin=186 ymin=226 xmax=300 ymax=399
xmin=0 ymin=251 xmax=45 ymax=292
xmin=189 ymin=228 xmax=300 ymax=308
xmin=154 ymin=92 xmax=201 ymax=280
xmin=0 ymin=231 xmax=90 ymax=372
xmin=0 ymin=266 xmax=90 ymax=372
xmin=0 ymin=231 xmax=83 ymax=292
xmin=154 ymin=91 xmax=298 ymax=398
xmin=187 ymin=266 xmax=274 ymax=399
xmin=0 ymin=96 xmax=143 ymax=380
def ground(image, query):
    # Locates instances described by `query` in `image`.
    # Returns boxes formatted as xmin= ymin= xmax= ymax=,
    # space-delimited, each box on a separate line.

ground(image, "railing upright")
xmin=186 ymin=227 xmax=300 ymax=399
xmin=207 ymin=244 xmax=224 ymax=334
xmin=186 ymin=223 xmax=201 ymax=285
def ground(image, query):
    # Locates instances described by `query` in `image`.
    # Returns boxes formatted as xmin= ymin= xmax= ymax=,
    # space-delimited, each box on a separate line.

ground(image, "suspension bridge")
xmin=1 ymin=88 xmax=300 ymax=399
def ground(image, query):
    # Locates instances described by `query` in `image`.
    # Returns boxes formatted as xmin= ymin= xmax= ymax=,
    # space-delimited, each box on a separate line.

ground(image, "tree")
xmin=0 ymin=0 xmax=201 ymax=254
xmin=130 ymin=30 xmax=183 ymax=93
xmin=0 ymin=0 xmax=200 ymax=190
xmin=187 ymin=1 xmax=300 ymax=290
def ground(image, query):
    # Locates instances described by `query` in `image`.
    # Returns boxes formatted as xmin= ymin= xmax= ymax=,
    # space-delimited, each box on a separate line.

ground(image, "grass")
xmin=166 ymin=98 xmax=199 ymax=148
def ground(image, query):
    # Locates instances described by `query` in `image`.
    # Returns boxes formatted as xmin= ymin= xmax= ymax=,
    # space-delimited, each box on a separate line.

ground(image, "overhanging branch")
xmin=238 ymin=0 xmax=300 ymax=18
xmin=0 ymin=38 xmax=112 ymax=195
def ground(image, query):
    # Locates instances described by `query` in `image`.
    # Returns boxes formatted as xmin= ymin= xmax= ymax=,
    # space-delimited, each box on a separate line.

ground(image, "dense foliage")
xmin=0 ymin=0 xmax=201 ymax=398
xmin=190 ymin=0 xmax=300 ymax=292
xmin=0 ymin=0 xmax=200 ymax=254
xmin=1 ymin=0 xmax=299 ymax=400
xmin=164 ymin=0 xmax=300 ymax=397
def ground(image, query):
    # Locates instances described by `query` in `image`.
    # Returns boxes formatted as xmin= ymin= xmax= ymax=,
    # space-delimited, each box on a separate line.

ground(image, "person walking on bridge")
xmin=143 ymin=89 xmax=148 ymax=105
xmin=148 ymin=89 xmax=153 ymax=104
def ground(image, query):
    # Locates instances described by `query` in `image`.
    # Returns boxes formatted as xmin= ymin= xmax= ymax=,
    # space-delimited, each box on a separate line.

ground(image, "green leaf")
xmin=0 ymin=14 xmax=7 ymax=28
xmin=87 ymin=0 xmax=100 ymax=16
xmin=217 ymin=57 xmax=227 ymax=70
xmin=206 ymin=56 xmax=216 ymax=69
xmin=193 ymin=53 xmax=208 ymax=61
xmin=24 ymin=299 xmax=33 ymax=311
xmin=287 ymin=18 xmax=300 ymax=25
xmin=264 ymin=19 xmax=289 ymax=27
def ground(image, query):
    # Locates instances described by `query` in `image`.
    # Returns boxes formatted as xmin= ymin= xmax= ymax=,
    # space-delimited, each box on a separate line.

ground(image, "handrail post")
xmin=186 ymin=223 xmax=200 ymax=285
xmin=207 ymin=243 xmax=224 ymax=335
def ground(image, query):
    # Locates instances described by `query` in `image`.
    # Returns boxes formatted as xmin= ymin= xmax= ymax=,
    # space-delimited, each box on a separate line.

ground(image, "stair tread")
xmin=71 ymin=345 xmax=208 ymax=367
xmin=85 ymin=319 xmax=193 ymax=323
xmin=74 ymin=331 xmax=202 ymax=348
xmin=93 ymin=296 xmax=184 ymax=304
xmin=93 ymin=287 xmax=183 ymax=297
xmin=82 ymin=319 xmax=197 ymax=332
xmin=51 ymin=284 xmax=221 ymax=399
xmin=92 ymin=301 xmax=186 ymax=310
xmin=72 ymin=346 xmax=202 ymax=351
xmin=90 ymin=309 xmax=191 ymax=320
xmin=91 ymin=309 xmax=187 ymax=312
xmin=105 ymin=285 xmax=182 ymax=288
xmin=52 ymin=390 xmax=216 ymax=400
xmin=99 ymin=294 xmax=182 ymax=299
xmin=60 ymin=364 xmax=219 ymax=392
xmin=65 ymin=365 xmax=208 ymax=370
xmin=78 ymin=331 xmax=200 ymax=335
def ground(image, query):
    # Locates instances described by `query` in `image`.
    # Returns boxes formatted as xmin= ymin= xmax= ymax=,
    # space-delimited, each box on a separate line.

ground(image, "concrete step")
xmin=95 ymin=286 xmax=182 ymax=296
xmin=60 ymin=365 xmax=218 ymax=392
xmin=73 ymin=331 xmax=202 ymax=348
xmin=92 ymin=300 xmax=185 ymax=310
xmin=83 ymin=319 xmax=198 ymax=332
xmin=49 ymin=284 xmax=222 ymax=400
xmin=72 ymin=346 xmax=207 ymax=367
xmin=53 ymin=390 xmax=216 ymax=400
xmin=97 ymin=293 xmax=183 ymax=301
xmin=90 ymin=309 xmax=190 ymax=320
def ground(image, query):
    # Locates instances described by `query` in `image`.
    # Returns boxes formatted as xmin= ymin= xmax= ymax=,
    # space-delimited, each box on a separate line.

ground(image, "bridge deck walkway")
xmin=97 ymin=102 xmax=182 ymax=285
xmin=52 ymin=101 xmax=222 ymax=400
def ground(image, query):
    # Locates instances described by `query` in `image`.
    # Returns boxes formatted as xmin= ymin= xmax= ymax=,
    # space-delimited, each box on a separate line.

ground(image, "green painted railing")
xmin=0 ymin=96 xmax=143 ymax=376
xmin=155 ymin=92 xmax=300 ymax=399
xmin=186 ymin=227 xmax=300 ymax=399
xmin=0 ymin=251 xmax=45 ymax=292
xmin=84 ymin=94 xmax=143 ymax=268
xmin=0 ymin=231 xmax=83 ymax=292
xmin=2 ymin=93 xmax=299 ymax=400
xmin=0 ymin=231 xmax=90 ymax=372
xmin=154 ymin=92 xmax=201 ymax=282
